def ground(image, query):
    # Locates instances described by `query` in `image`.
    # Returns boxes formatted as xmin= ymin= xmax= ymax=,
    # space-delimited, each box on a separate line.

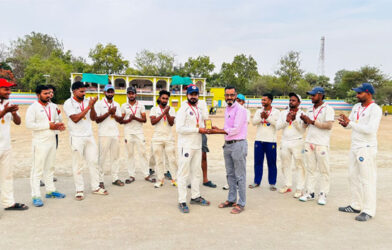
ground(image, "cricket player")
xmin=95 ymin=85 xmax=124 ymax=187
xmin=121 ymin=86 xmax=155 ymax=184
xmin=64 ymin=81 xmax=107 ymax=201
xmin=150 ymin=90 xmax=177 ymax=188
xmin=26 ymin=85 xmax=66 ymax=207
xmin=338 ymin=83 xmax=382 ymax=221
xmin=176 ymin=85 xmax=210 ymax=213
xmin=276 ymin=93 xmax=306 ymax=198
xmin=0 ymin=78 xmax=28 ymax=211
xmin=299 ymin=87 xmax=334 ymax=205
xmin=250 ymin=93 xmax=280 ymax=191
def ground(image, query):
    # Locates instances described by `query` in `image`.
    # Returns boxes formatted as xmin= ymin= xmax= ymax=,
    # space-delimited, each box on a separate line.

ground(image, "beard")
xmin=161 ymin=102 xmax=167 ymax=107
xmin=226 ymin=99 xmax=235 ymax=106
xmin=188 ymin=98 xmax=198 ymax=105
xmin=106 ymin=95 xmax=114 ymax=100
xmin=39 ymin=98 xmax=49 ymax=103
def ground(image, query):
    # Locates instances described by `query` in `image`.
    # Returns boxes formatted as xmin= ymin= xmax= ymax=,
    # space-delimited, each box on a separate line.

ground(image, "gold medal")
xmin=164 ymin=121 xmax=167 ymax=125
xmin=196 ymin=124 xmax=199 ymax=128
xmin=288 ymin=125 xmax=292 ymax=129
xmin=263 ymin=123 xmax=267 ymax=127
xmin=83 ymin=117 xmax=86 ymax=120
xmin=1 ymin=119 xmax=4 ymax=124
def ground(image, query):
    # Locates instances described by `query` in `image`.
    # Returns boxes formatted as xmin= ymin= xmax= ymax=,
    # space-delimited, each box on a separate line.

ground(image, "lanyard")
xmin=313 ymin=105 xmax=325 ymax=121
xmin=39 ymin=101 xmax=51 ymax=122
xmin=159 ymin=106 xmax=167 ymax=121
xmin=104 ymin=98 xmax=113 ymax=109
xmin=74 ymin=97 xmax=86 ymax=112
xmin=357 ymin=102 xmax=374 ymax=121
xmin=188 ymin=103 xmax=199 ymax=127
xmin=128 ymin=101 xmax=138 ymax=116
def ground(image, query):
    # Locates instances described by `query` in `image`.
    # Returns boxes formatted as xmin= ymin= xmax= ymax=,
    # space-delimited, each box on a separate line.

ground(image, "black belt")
xmin=225 ymin=139 xmax=244 ymax=144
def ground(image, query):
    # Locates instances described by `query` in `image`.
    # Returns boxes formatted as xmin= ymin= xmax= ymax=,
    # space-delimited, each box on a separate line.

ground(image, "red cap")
xmin=0 ymin=78 xmax=16 ymax=87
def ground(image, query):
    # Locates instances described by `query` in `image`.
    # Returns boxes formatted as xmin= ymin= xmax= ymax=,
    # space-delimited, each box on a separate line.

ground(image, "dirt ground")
xmin=0 ymin=106 xmax=391 ymax=250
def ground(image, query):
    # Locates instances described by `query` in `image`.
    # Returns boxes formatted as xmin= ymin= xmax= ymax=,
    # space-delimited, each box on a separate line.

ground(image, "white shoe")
xmin=222 ymin=184 xmax=229 ymax=190
xmin=279 ymin=186 xmax=292 ymax=194
xmin=154 ymin=180 xmax=164 ymax=188
xmin=318 ymin=192 xmax=327 ymax=205
xmin=299 ymin=192 xmax=315 ymax=202
xmin=293 ymin=190 xmax=302 ymax=198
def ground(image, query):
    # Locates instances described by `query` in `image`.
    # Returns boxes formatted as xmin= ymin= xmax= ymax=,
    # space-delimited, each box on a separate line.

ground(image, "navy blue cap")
xmin=352 ymin=83 xmax=375 ymax=95
xmin=126 ymin=86 xmax=137 ymax=93
xmin=306 ymin=86 xmax=325 ymax=95
xmin=187 ymin=85 xmax=199 ymax=94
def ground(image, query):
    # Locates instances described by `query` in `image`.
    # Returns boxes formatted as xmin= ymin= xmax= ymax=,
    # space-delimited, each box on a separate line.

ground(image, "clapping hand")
xmin=338 ymin=114 xmax=350 ymax=127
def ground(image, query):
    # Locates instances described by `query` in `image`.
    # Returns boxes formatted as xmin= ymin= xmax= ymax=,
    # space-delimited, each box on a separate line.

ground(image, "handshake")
xmin=199 ymin=126 xmax=224 ymax=134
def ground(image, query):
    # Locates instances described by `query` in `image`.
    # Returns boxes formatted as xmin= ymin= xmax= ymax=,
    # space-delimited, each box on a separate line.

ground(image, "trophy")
xmin=205 ymin=119 xmax=212 ymax=130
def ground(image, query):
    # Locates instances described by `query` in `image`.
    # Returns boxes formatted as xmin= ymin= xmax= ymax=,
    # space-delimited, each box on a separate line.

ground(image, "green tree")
xmin=7 ymin=32 xmax=63 ymax=80
xmin=134 ymin=49 xmax=175 ymax=76
xmin=375 ymin=80 xmax=392 ymax=105
xmin=89 ymin=43 xmax=129 ymax=74
xmin=334 ymin=66 xmax=387 ymax=99
xmin=219 ymin=54 xmax=259 ymax=93
xmin=21 ymin=55 xmax=73 ymax=103
xmin=182 ymin=56 xmax=215 ymax=78
xmin=275 ymin=51 xmax=304 ymax=95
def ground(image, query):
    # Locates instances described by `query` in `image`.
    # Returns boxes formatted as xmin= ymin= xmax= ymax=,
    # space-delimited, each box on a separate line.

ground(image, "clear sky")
xmin=1 ymin=0 xmax=391 ymax=80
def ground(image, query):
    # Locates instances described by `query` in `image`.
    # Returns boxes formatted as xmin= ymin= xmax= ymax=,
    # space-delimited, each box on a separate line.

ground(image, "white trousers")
xmin=30 ymin=138 xmax=57 ymax=198
xmin=70 ymin=136 xmax=100 ymax=192
xmin=177 ymin=147 xmax=202 ymax=203
xmin=98 ymin=136 xmax=120 ymax=182
xmin=304 ymin=142 xmax=330 ymax=194
xmin=349 ymin=147 xmax=377 ymax=217
xmin=280 ymin=139 xmax=305 ymax=190
xmin=125 ymin=134 xmax=149 ymax=178
xmin=152 ymin=140 xmax=178 ymax=181
xmin=0 ymin=150 xmax=15 ymax=208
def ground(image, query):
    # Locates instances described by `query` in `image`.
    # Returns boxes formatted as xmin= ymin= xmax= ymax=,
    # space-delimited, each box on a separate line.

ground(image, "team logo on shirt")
xmin=266 ymin=123 xmax=271 ymax=126
xmin=184 ymin=153 xmax=189 ymax=157
xmin=321 ymin=151 xmax=326 ymax=155
xmin=359 ymin=156 xmax=364 ymax=162
xmin=189 ymin=111 xmax=193 ymax=116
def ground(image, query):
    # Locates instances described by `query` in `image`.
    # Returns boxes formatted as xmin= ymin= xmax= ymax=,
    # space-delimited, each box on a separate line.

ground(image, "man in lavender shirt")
xmin=213 ymin=86 xmax=248 ymax=214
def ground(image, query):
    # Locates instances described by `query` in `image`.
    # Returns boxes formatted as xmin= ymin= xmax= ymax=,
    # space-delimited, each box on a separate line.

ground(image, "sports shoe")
xmin=318 ymin=192 xmax=327 ymax=205
xmin=190 ymin=196 xmax=210 ymax=206
xmin=154 ymin=180 xmax=164 ymax=188
xmin=338 ymin=205 xmax=360 ymax=214
xmin=222 ymin=184 xmax=229 ymax=190
xmin=299 ymin=192 xmax=315 ymax=202
xmin=355 ymin=212 xmax=372 ymax=222
xmin=171 ymin=180 xmax=177 ymax=187
xmin=32 ymin=198 xmax=44 ymax=207
xmin=164 ymin=171 xmax=172 ymax=180
xmin=293 ymin=190 xmax=302 ymax=198
xmin=45 ymin=191 xmax=66 ymax=199
xmin=178 ymin=203 xmax=189 ymax=213
xmin=270 ymin=185 xmax=277 ymax=191
xmin=279 ymin=186 xmax=292 ymax=194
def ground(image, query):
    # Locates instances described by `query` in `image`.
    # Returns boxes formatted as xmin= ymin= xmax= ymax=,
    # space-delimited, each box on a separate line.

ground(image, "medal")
xmin=39 ymin=101 xmax=51 ymax=122
xmin=262 ymin=108 xmax=272 ymax=127
xmin=159 ymin=106 xmax=167 ymax=125
xmin=263 ymin=123 xmax=266 ymax=127
xmin=356 ymin=101 xmax=374 ymax=123
xmin=1 ymin=119 xmax=4 ymax=124
xmin=128 ymin=101 xmax=138 ymax=121
xmin=288 ymin=125 xmax=292 ymax=129
xmin=197 ymin=124 xmax=199 ymax=128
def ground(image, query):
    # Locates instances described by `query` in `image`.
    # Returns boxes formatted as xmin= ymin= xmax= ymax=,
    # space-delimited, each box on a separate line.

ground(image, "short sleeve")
xmin=325 ymin=106 xmax=335 ymax=121
xmin=149 ymin=107 xmax=157 ymax=117
xmin=63 ymin=100 xmax=77 ymax=117
xmin=140 ymin=104 xmax=146 ymax=114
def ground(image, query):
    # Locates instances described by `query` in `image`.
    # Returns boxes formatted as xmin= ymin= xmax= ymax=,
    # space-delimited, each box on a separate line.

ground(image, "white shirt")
xmin=0 ymin=100 xmax=15 ymax=150
xmin=304 ymin=103 xmax=335 ymax=146
xmin=51 ymin=102 xmax=63 ymax=135
xmin=25 ymin=101 xmax=60 ymax=141
xmin=121 ymin=101 xmax=146 ymax=135
xmin=150 ymin=105 xmax=176 ymax=141
xmin=95 ymin=98 xmax=121 ymax=137
xmin=276 ymin=108 xmax=306 ymax=142
xmin=347 ymin=102 xmax=382 ymax=150
xmin=63 ymin=97 xmax=93 ymax=137
xmin=252 ymin=107 xmax=280 ymax=142
xmin=176 ymin=101 xmax=205 ymax=149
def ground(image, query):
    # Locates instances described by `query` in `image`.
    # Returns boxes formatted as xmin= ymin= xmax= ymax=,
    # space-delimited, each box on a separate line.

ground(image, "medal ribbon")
xmin=188 ymin=103 xmax=199 ymax=126
xmin=313 ymin=105 xmax=325 ymax=121
xmin=262 ymin=108 xmax=272 ymax=125
xmin=39 ymin=101 xmax=51 ymax=122
xmin=128 ymin=101 xmax=138 ymax=117
xmin=356 ymin=102 xmax=374 ymax=121
xmin=159 ymin=106 xmax=167 ymax=121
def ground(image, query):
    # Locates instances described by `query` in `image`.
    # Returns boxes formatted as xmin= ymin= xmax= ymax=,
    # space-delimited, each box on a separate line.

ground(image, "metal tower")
xmin=318 ymin=36 xmax=325 ymax=76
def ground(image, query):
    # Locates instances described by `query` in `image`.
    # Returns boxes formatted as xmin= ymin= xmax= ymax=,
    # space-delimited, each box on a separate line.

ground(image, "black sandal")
xmin=145 ymin=176 xmax=156 ymax=183
xmin=125 ymin=177 xmax=135 ymax=184
xmin=4 ymin=203 xmax=29 ymax=211
xmin=112 ymin=180 xmax=124 ymax=186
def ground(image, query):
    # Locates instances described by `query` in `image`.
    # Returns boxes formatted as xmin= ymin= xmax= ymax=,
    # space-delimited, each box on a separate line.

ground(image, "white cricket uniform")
xmin=121 ymin=101 xmax=149 ymax=178
xmin=0 ymin=100 xmax=16 ymax=208
xmin=25 ymin=101 xmax=61 ymax=198
xmin=95 ymin=98 xmax=122 ymax=182
xmin=64 ymin=97 xmax=100 ymax=192
xmin=304 ymin=103 xmax=335 ymax=195
xmin=252 ymin=107 xmax=280 ymax=142
xmin=150 ymin=106 xmax=178 ymax=181
xmin=176 ymin=101 xmax=205 ymax=203
xmin=346 ymin=102 xmax=382 ymax=217
xmin=276 ymin=109 xmax=306 ymax=190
